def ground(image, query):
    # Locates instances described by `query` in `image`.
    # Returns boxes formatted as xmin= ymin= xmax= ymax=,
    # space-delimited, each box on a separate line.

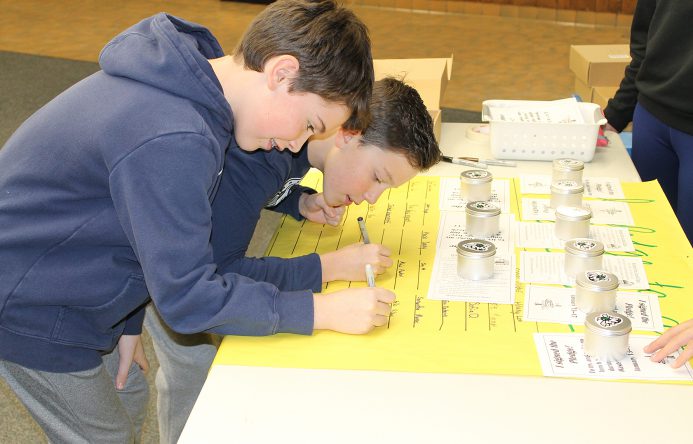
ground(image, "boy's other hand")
xmin=643 ymin=318 xmax=693 ymax=368
xmin=115 ymin=334 xmax=150 ymax=390
xmin=313 ymin=288 xmax=396 ymax=334
xmin=320 ymin=243 xmax=393 ymax=283
xmin=299 ymin=192 xmax=345 ymax=226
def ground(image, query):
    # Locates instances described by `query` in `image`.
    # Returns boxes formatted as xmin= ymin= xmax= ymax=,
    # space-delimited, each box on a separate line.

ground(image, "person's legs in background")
xmin=144 ymin=304 xmax=220 ymax=444
xmin=632 ymin=103 xmax=693 ymax=246
xmin=632 ymin=103 xmax=679 ymax=211
xmin=671 ymin=126 xmax=693 ymax=246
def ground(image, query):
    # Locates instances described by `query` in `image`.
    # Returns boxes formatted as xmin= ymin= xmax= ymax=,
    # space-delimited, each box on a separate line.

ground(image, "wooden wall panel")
xmin=445 ymin=0 xmax=635 ymax=13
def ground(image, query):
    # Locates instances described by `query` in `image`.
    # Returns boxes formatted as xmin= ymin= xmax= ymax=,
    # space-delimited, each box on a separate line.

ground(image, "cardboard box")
xmin=592 ymin=85 xmax=619 ymax=110
xmin=373 ymin=56 xmax=453 ymax=142
xmin=574 ymin=77 xmax=594 ymax=102
xmin=569 ymin=44 xmax=630 ymax=86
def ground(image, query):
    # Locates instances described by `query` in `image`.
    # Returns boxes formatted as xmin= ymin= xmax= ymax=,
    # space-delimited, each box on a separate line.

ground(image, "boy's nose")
xmin=364 ymin=185 xmax=386 ymax=205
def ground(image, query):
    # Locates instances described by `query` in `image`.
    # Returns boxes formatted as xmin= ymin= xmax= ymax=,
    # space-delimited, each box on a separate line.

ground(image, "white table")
xmin=179 ymin=124 xmax=691 ymax=444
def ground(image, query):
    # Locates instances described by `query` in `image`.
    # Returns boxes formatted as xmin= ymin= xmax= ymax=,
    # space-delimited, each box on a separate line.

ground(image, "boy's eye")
xmin=307 ymin=122 xmax=315 ymax=133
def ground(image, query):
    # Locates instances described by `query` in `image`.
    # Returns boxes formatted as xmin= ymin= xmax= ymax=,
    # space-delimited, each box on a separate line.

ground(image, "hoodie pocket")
xmin=53 ymin=276 xmax=148 ymax=350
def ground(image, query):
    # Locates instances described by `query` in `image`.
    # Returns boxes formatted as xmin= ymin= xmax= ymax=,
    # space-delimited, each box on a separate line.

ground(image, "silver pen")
xmin=365 ymin=263 xmax=376 ymax=287
xmin=441 ymin=156 xmax=488 ymax=169
xmin=357 ymin=216 xmax=370 ymax=244
xmin=480 ymin=159 xmax=517 ymax=167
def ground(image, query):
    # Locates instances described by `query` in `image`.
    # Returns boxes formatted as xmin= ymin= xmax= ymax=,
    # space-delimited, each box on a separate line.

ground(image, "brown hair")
xmin=359 ymin=77 xmax=441 ymax=170
xmin=235 ymin=0 xmax=374 ymax=129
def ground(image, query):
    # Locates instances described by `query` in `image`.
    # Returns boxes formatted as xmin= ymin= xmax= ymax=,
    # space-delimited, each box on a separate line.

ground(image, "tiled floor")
xmin=0 ymin=0 xmax=631 ymax=111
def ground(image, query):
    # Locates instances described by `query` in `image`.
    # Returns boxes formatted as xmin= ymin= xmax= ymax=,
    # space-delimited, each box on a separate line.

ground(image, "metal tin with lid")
xmin=465 ymin=201 xmax=501 ymax=237
xmin=575 ymin=270 xmax=619 ymax=313
xmin=554 ymin=206 xmax=592 ymax=240
xmin=584 ymin=311 xmax=632 ymax=361
xmin=552 ymin=158 xmax=584 ymax=182
xmin=564 ymin=238 xmax=604 ymax=278
xmin=460 ymin=170 xmax=493 ymax=202
xmin=550 ymin=180 xmax=584 ymax=209
xmin=456 ymin=239 xmax=496 ymax=280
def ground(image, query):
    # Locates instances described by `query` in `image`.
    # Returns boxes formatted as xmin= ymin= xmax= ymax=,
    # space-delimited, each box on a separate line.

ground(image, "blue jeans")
xmin=632 ymin=103 xmax=693 ymax=246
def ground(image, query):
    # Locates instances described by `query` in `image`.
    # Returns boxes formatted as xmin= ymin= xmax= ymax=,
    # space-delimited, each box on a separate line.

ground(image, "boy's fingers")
xmin=377 ymin=290 xmax=396 ymax=304
xmin=115 ymin=358 xmax=131 ymax=390
xmin=672 ymin=348 xmax=693 ymax=369
xmin=375 ymin=302 xmax=392 ymax=317
xmin=373 ymin=314 xmax=389 ymax=327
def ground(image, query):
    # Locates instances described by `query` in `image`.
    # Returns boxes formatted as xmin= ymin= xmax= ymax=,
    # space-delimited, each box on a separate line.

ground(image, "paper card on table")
xmin=515 ymin=221 xmax=634 ymax=251
xmin=533 ymin=333 xmax=693 ymax=381
xmin=521 ymin=198 xmax=634 ymax=225
xmin=519 ymin=251 xmax=649 ymax=290
xmin=522 ymin=285 xmax=663 ymax=331
xmin=520 ymin=174 xmax=624 ymax=199
xmin=439 ymin=177 xmax=510 ymax=213
xmin=427 ymin=211 xmax=515 ymax=303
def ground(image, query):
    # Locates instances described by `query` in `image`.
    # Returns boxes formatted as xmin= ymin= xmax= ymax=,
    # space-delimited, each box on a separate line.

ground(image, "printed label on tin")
xmin=585 ymin=270 xmax=611 ymax=283
xmin=554 ymin=180 xmax=580 ymax=189
xmin=594 ymin=312 xmax=622 ymax=328
xmin=462 ymin=170 xmax=489 ymax=179
xmin=470 ymin=201 xmax=495 ymax=210
xmin=463 ymin=241 xmax=491 ymax=252
xmin=573 ymin=239 xmax=597 ymax=251
xmin=556 ymin=158 xmax=583 ymax=168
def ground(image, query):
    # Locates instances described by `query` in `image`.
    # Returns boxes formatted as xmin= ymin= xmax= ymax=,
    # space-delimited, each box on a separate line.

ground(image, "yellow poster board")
xmin=214 ymin=172 xmax=692 ymax=383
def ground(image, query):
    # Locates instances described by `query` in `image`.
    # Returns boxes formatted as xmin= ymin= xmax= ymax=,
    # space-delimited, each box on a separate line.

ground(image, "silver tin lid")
xmin=555 ymin=206 xmax=592 ymax=221
xmin=565 ymin=238 xmax=604 ymax=257
xmin=585 ymin=311 xmax=632 ymax=337
xmin=550 ymin=180 xmax=584 ymax=194
xmin=576 ymin=270 xmax=619 ymax=292
xmin=460 ymin=169 xmax=492 ymax=184
xmin=553 ymin=158 xmax=584 ymax=172
xmin=456 ymin=239 xmax=496 ymax=258
xmin=466 ymin=201 xmax=501 ymax=217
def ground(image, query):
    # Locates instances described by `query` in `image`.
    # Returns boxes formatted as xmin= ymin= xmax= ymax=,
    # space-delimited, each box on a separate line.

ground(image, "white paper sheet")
xmin=519 ymin=174 xmax=625 ymax=199
xmin=515 ymin=221 xmax=634 ymax=251
xmin=439 ymin=177 xmax=511 ymax=213
xmin=522 ymin=285 xmax=663 ymax=331
xmin=518 ymin=252 xmax=649 ymax=290
xmin=427 ymin=211 xmax=515 ymax=304
xmin=533 ymin=333 xmax=693 ymax=381
xmin=521 ymin=198 xmax=635 ymax=226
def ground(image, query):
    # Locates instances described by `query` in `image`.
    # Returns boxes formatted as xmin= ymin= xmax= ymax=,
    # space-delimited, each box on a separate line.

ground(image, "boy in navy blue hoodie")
xmin=141 ymin=77 xmax=440 ymax=441
xmin=0 ymin=1 xmax=387 ymax=442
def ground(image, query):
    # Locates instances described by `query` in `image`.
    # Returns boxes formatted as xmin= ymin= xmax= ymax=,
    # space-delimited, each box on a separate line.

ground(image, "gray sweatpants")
xmin=143 ymin=304 xmax=220 ymax=444
xmin=0 ymin=345 xmax=149 ymax=444
xmin=0 ymin=303 xmax=220 ymax=444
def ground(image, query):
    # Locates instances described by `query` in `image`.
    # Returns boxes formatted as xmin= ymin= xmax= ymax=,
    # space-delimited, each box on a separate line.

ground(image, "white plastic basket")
xmin=481 ymin=99 xmax=607 ymax=162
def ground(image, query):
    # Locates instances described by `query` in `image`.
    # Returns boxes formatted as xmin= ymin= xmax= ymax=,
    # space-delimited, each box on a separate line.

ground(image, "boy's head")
xmin=319 ymin=77 xmax=441 ymax=207
xmin=235 ymin=0 xmax=374 ymax=140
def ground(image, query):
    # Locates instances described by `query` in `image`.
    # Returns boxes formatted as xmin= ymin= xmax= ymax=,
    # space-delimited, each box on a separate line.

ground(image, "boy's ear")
xmin=266 ymin=55 xmax=300 ymax=91
xmin=334 ymin=127 xmax=361 ymax=148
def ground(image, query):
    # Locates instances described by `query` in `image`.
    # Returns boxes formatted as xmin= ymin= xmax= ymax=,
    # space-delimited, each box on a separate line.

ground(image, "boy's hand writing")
xmin=115 ymin=334 xmax=150 ymax=390
xmin=320 ymin=243 xmax=393 ymax=282
xmin=643 ymin=318 xmax=693 ymax=368
xmin=313 ymin=288 xmax=396 ymax=334
xmin=299 ymin=192 xmax=345 ymax=226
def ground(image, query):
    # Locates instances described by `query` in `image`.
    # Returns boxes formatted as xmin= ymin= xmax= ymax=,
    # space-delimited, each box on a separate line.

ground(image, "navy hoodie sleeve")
xmin=109 ymin=134 xmax=313 ymax=336
xmin=604 ymin=0 xmax=656 ymax=132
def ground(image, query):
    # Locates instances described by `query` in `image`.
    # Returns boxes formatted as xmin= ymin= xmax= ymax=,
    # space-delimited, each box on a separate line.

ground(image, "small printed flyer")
xmin=533 ymin=333 xmax=693 ymax=381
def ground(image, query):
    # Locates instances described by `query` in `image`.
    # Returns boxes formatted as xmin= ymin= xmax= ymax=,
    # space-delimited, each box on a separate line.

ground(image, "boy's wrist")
xmin=319 ymin=251 xmax=337 ymax=283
